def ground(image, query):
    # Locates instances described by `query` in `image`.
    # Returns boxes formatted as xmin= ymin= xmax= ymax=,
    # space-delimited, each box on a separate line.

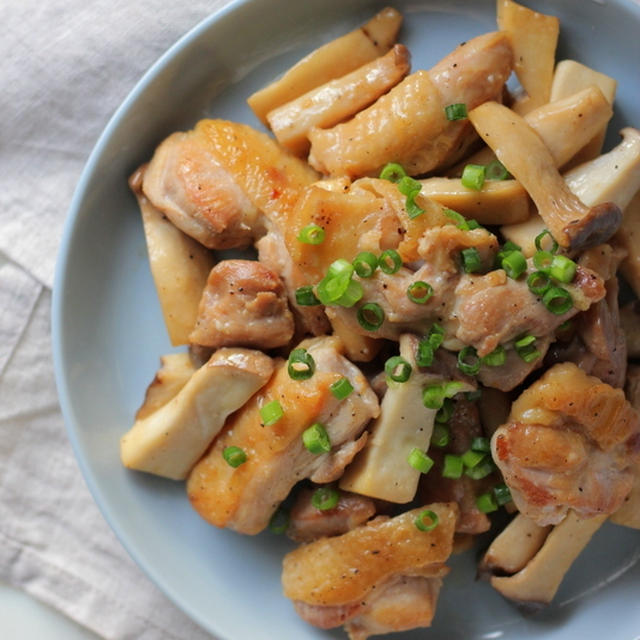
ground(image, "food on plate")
xmin=121 ymin=1 xmax=640 ymax=637
xmin=120 ymin=348 xmax=274 ymax=479
xmin=282 ymin=503 xmax=458 ymax=638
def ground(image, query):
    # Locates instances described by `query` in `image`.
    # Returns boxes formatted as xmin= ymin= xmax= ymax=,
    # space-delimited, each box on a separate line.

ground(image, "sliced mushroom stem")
xmin=247 ymin=7 xmax=402 ymax=124
xmin=267 ymin=44 xmax=410 ymax=156
xmin=489 ymin=511 xmax=607 ymax=608
xmin=468 ymin=101 xmax=622 ymax=251
xmin=479 ymin=513 xmax=551 ymax=578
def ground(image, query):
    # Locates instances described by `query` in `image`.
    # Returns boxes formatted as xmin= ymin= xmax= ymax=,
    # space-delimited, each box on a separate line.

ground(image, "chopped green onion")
xmin=458 ymin=346 xmax=481 ymax=376
xmin=352 ymin=251 xmax=378 ymax=278
xmin=443 ymin=381 xmax=465 ymax=398
xmin=295 ymin=285 xmax=321 ymax=306
xmin=379 ymin=249 xmax=403 ymax=274
xmin=222 ymin=446 xmax=247 ymax=468
xmin=311 ymin=486 xmax=340 ymax=511
xmin=317 ymin=270 xmax=364 ymax=307
xmin=445 ymin=103 xmax=468 ymax=121
xmin=543 ymin=286 xmax=573 ymax=315
xmin=514 ymin=334 xmax=541 ymax=363
xmin=357 ymin=302 xmax=385 ymax=331
xmin=471 ymin=436 xmax=491 ymax=453
xmin=397 ymin=176 xmax=425 ymax=219
xmin=534 ymin=229 xmax=559 ymax=254
xmin=465 ymin=459 xmax=496 ymax=479
xmin=442 ymin=454 xmax=464 ymax=479
xmin=268 ymin=507 xmax=289 ymax=534
xmin=501 ymin=250 xmax=527 ymax=279
xmin=428 ymin=324 xmax=445 ymax=350
xmin=423 ymin=384 xmax=445 ymax=410
xmin=416 ymin=338 xmax=434 ymax=368
xmin=288 ymin=348 xmax=316 ymax=381
xmin=527 ymin=270 xmax=551 ymax=296
xmin=302 ymin=423 xmax=331 ymax=454
xmin=407 ymin=281 xmax=434 ymax=304
xmin=485 ymin=160 xmax=509 ymax=181
xmin=461 ymin=247 xmax=482 ymax=273
xmin=461 ymin=449 xmax=486 ymax=469
xmin=379 ymin=162 xmax=407 ymax=183
xmin=549 ymin=255 xmax=577 ymax=283
xmin=327 ymin=258 xmax=353 ymax=278
xmin=444 ymin=207 xmax=466 ymax=225
xmin=330 ymin=377 xmax=354 ymax=400
xmin=260 ymin=400 xmax=284 ymax=426
xmin=431 ymin=423 xmax=451 ymax=448
xmin=435 ymin=397 xmax=454 ymax=423
xmin=501 ymin=240 xmax=522 ymax=254
xmin=297 ymin=223 xmax=325 ymax=245
xmin=482 ymin=345 xmax=506 ymax=367
xmin=385 ymin=355 xmax=412 ymax=383
xmin=407 ymin=448 xmax=434 ymax=474
xmin=476 ymin=492 xmax=499 ymax=513
xmin=461 ymin=164 xmax=486 ymax=191
xmin=493 ymin=483 xmax=513 ymax=506
xmin=459 ymin=218 xmax=481 ymax=231
xmin=533 ymin=250 xmax=554 ymax=271
xmin=414 ymin=509 xmax=439 ymax=532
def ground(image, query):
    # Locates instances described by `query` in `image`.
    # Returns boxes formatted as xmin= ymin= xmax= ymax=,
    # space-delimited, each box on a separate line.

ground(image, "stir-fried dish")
xmin=120 ymin=1 xmax=640 ymax=637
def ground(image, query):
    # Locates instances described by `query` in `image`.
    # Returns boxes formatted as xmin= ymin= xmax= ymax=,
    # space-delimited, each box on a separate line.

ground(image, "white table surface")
xmin=0 ymin=580 xmax=98 ymax=639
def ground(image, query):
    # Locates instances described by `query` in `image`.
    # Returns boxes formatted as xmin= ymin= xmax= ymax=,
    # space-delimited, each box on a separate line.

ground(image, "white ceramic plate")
xmin=52 ymin=1 xmax=640 ymax=638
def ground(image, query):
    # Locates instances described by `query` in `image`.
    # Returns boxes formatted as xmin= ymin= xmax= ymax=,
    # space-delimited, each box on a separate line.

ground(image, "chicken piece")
xmin=547 ymin=245 xmax=627 ymax=388
xmin=286 ymin=488 xmax=377 ymax=543
xmin=267 ymin=44 xmax=411 ymax=156
xmin=257 ymin=176 xmax=449 ymax=335
xmin=282 ymin=504 xmax=458 ymax=639
xmin=186 ymin=336 xmax=379 ymax=534
xmin=452 ymin=260 xmax=605 ymax=357
xmin=308 ymin=31 xmax=513 ymax=178
xmin=142 ymin=120 xmax=319 ymax=249
xmin=491 ymin=362 xmax=640 ymax=526
xmin=189 ymin=259 xmax=294 ymax=350
xmin=120 ymin=348 xmax=274 ymax=480
xmin=417 ymin=398 xmax=493 ymax=534
xmin=328 ymin=225 xmax=605 ymax=382
xmin=142 ymin=130 xmax=263 ymax=249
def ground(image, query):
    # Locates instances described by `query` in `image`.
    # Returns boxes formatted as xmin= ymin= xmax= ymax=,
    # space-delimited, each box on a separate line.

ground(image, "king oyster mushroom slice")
xmin=468 ymin=101 xmax=622 ymax=252
xmin=478 ymin=513 xmax=552 ymax=579
xmin=248 ymin=7 xmax=403 ymax=124
xmin=489 ymin=510 xmax=607 ymax=609
xmin=120 ymin=348 xmax=274 ymax=480
xmin=502 ymin=127 xmax=640 ymax=256
xmin=339 ymin=334 xmax=474 ymax=504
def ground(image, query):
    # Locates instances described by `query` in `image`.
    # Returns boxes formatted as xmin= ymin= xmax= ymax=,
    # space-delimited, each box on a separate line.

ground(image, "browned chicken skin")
xmin=282 ymin=504 xmax=458 ymax=639
xmin=492 ymin=362 xmax=640 ymax=526
xmin=189 ymin=259 xmax=294 ymax=350
xmin=308 ymin=31 xmax=514 ymax=178
xmin=187 ymin=337 xmax=379 ymax=534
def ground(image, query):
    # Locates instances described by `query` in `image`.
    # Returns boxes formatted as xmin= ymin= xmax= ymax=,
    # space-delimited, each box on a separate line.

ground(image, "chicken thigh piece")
xmin=308 ymin=31 xmax=513 ymax=178
xmin=187 ymin=336 xmax=379 ymax=535
xmin=282 ymin=503 xmax=458 ymax=639
xmin=142 ymin=120 xmax=319 ymax=249
xmin=189 ymin=259 xmax=294 ymax=350
xmin=492 ymin=362 xmax=640 ymax=526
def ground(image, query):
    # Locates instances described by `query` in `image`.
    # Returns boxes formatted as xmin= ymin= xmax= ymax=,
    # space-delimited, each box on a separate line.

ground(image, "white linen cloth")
xmin=0 ymin=2 xmax=234 ymax=638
